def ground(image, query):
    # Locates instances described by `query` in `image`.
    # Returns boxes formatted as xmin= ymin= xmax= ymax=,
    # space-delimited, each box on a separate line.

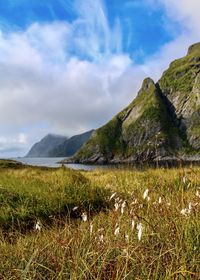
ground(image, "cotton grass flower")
xmin=35 ymin=220 xmax=42 ymax=231
xmin=137 ymin=223 xmax=143 ymax=241
xmin=99 ymin=234 xmax=104 ymax=243
xmin=114 ymin=225 xmax=120 ymax=237
xmin=114 ymin=202 xmax=120 ymax=211
xmin=196 ymin=190 xmax=200 ymax=198
xmin=90 ymin=223 xmax=93 ymax=234
xmin=143 ymin=189 xmax=149 ymax=200
xmin=109 ymin=192 xmax=117 ymax=200
xmin=121 ymin=201 xmax=126 ymax=214
xmin=180 ymin=203 xmax=192 ymax=216
xmin=81 ymin=212 xmax=87 ymax=222
xmin=131 ymin=219 xmax=135 ymax=231
xmin=180 ymin=208 xmax=188 ymax=216
xmin=131 ymin=199 xmax=138 ymax=205
xmin=125 ymin=234 xmax=129 ymax=242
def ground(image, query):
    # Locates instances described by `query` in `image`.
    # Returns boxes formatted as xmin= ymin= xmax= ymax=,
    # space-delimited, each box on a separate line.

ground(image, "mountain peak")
xmin=187 ymin=42 xmax=200 ymax=55
xmin=138 ymin=77 xmax=155 ymax=95
xmin=70 ymin=43 xmax=200 ymax=164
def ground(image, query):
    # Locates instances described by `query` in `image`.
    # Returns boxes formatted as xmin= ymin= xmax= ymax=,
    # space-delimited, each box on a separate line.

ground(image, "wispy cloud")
xmin=0 ymin=10 xmax=140 ymax=156
xmin=0 ymin=0 xmax=200 ymax=156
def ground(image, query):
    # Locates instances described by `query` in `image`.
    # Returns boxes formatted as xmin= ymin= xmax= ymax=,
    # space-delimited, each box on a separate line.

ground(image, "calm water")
xmin=14 ymin=157 xmax=109 ymax=171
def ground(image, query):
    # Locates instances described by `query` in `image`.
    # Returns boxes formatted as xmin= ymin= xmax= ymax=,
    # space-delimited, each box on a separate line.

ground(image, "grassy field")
xmin=0 ymin=159 xmax=200 ymax=279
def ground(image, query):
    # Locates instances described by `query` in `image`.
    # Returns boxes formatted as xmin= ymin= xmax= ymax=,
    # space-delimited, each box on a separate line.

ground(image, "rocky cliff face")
xmin=71 ymin=43 xmax=200 ymax=164
xmin=159 ymin=42 xmax=200 ymax=150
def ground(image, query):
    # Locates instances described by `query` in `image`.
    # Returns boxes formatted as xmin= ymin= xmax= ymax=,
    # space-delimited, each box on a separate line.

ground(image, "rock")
xmin=65 ymin=42 xmax=200 ymax=164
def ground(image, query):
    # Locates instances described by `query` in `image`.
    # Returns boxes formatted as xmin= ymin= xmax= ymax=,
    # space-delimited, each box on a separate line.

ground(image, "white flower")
xmin=131 ymin=199 xmax=138 ymax=205
xmin=137 ymin=223 xmax=143 ymax=241
xmin=131 ymin=219 xmax=135 ymax=231
xmin=114 ymin=202 xmax=120 ymax=211
xmin=125 ymin=234 xmax=129 ymax=242
xmin=114 ymin=226 xmax=120 ymax=237
xmin=81 ymin=212 xmax=87 ymax=222
xmin=196 ymin=190 xmax=200 ymax=198
xmin=109 ymin=192 xmax=117 ymax=200
xmin=35 ymin=221 xmax=42 ymax=231
xmin=99 ymin=234 xmax=104 ymax=243
xmin=143 ymin=189 xmax=149 ymax=200
xmin=121 ymin=201 xmax=126 ymax=214
xmin=158 ymin=197 xmax=162 ymax=204
xmin=90 ymin=223 xmax=93 ymax=234
xmin=122 ymin=200 xmax=126 ymax=208
xmin=180 ymin=208 xmax=189 ymax=216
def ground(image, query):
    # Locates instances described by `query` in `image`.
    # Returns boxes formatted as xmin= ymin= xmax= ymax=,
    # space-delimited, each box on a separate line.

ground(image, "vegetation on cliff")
xmin=73 ymin=43 xmax=200 ymax=163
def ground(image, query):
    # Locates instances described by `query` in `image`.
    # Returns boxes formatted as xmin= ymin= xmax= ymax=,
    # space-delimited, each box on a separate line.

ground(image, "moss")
xmin=75 ymin=44 xmax=200 ymax=162
xmin=97 ymin=117 xmax=126 ymax=157
xmin=159 ymin=46 xmax=200 ymax=95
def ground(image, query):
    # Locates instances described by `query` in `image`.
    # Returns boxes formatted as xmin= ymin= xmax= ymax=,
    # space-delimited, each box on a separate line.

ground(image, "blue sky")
xmin=0 ymin=0 xmax=199 ymax=157
xmin=0 ymin=0 xmax=177 ymax=62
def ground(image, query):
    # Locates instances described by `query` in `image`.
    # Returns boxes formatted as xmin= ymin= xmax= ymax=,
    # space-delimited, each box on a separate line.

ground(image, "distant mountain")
xmin=26 ymin=130 xmax=94 ymax=158
xmin=69 ymin=42 xmax=200 ymax=164
xmin=49 ymin=130 xmax=94 ymax=157
xmin=26 ymin=134 xmax=68 ymax=158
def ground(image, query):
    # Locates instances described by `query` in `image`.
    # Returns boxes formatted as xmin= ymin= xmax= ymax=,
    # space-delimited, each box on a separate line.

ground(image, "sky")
xmin=0 ymin=0 xmax=200 ymax=157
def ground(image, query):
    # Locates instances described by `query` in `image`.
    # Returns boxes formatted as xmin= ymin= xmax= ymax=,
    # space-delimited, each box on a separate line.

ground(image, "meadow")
xmin=0 ymin=159 xmax=200 ymax=279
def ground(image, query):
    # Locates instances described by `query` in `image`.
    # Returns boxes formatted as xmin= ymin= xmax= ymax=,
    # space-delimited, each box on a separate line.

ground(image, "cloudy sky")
xmin=0 ymin=0 xmax=200 ymax=157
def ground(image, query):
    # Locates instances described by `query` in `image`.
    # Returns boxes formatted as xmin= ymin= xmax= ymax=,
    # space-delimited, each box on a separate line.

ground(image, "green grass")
xmin=0 ymin=161 xmax=200 ymax=279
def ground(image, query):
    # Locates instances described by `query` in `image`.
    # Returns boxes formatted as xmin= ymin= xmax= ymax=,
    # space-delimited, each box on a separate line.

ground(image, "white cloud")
xmin=159 ymin=0 xmax=200 ymax=36
xmin=142 ymin=0 xmax=200 ymax=81
xmin=0 ymin=133 xmax=28 ymax=154
xmin=0 ymin=12 xmax=144 ymax=156
xmin=0 ymin=0 xmax=200 ymax=156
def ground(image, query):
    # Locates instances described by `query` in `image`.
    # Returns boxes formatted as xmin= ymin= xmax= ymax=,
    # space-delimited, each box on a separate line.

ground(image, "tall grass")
xmin=0 ymin=161 xmax=200 ymax=279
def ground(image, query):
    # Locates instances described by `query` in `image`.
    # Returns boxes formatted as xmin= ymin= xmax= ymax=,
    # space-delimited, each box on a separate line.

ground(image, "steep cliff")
xmin=70 ymin=43 xmax=200 ymax=164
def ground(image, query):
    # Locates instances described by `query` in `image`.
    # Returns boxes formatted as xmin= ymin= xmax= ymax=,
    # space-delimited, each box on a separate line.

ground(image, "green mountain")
xmin=71 ymin=43 xmax=200 ymax=164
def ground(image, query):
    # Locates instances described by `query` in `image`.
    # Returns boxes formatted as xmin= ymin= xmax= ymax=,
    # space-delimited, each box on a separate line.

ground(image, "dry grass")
xmin=0 ymin=162 xmax=200 ymax=279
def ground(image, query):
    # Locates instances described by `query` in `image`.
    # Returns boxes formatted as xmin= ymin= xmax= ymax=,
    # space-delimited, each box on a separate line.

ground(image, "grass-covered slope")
xmin=1 ymin=162 xmax=200 ymax=279
xmin=0 ymin=163 xmax=111 ymax=232
xmin=74 ymin=78 xmax=182 ymax=163
xmin=72 ymin=43 xmax=200 ymax=164
xmin=159 ymin=42 xmax=200 ymax=151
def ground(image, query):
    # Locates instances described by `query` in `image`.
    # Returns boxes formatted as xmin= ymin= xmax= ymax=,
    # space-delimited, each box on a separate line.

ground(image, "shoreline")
xmin=60 ymin=155 xmax=200 ymax=167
